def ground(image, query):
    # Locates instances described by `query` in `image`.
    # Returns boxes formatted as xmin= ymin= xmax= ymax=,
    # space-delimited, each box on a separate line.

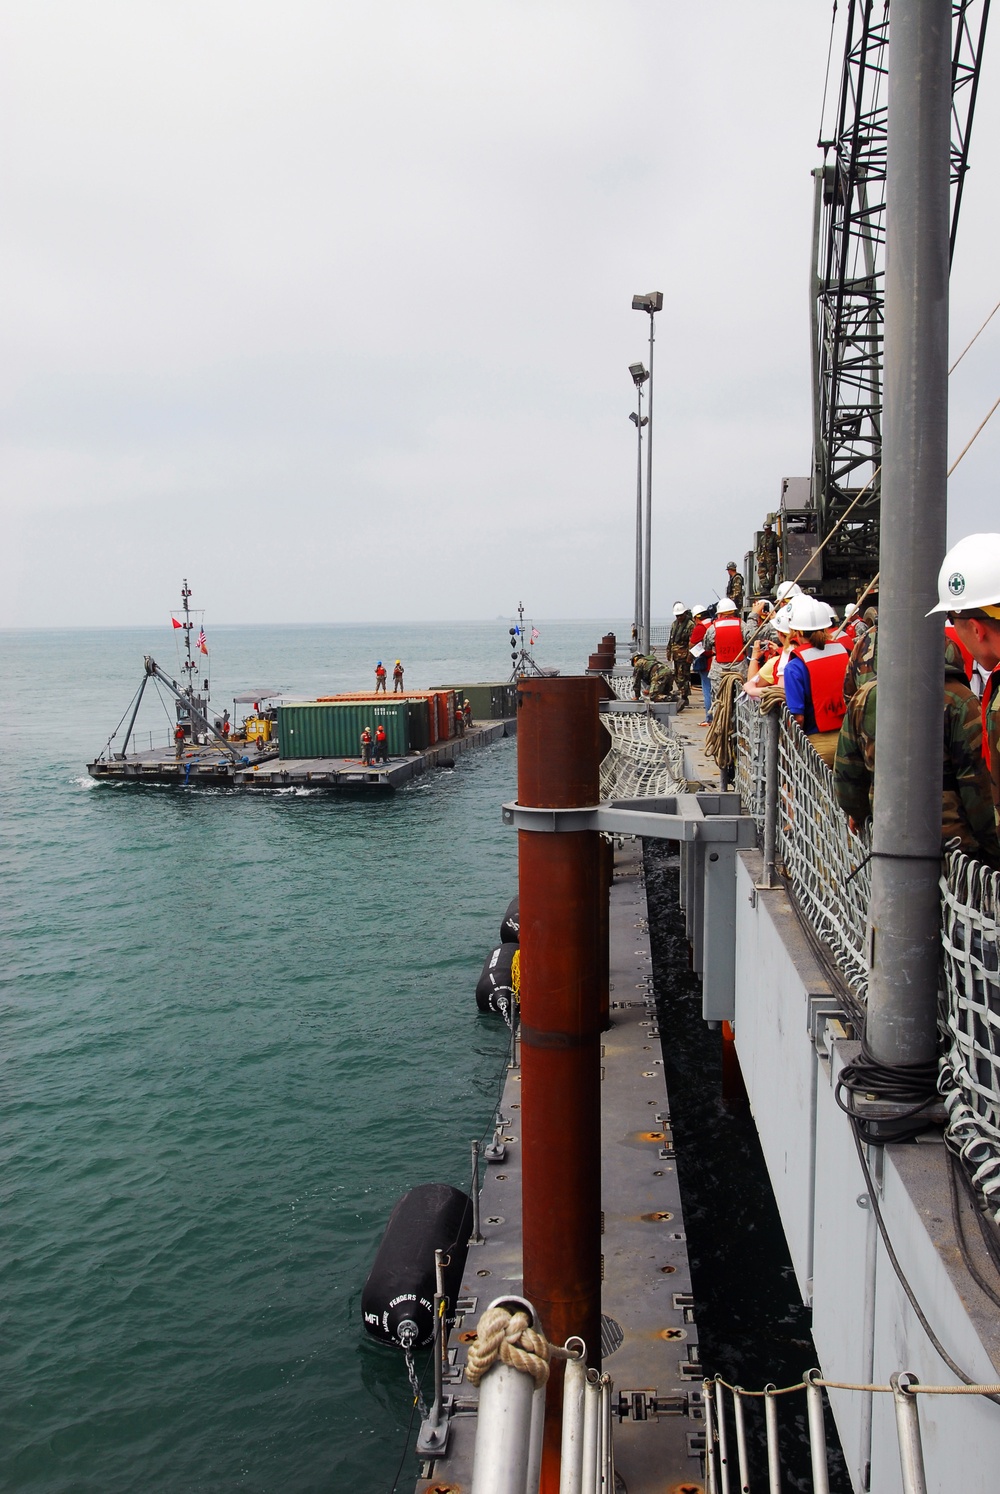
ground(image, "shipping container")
xmin=277 ymin=701 xmax=410 ymax=759
xmin=405 ymin=697 xmax=431 ymax=752
xmin=432 ymin=682 xmax=517 ymax=720
xmin=315 ymin=690 xmax=440 ymax=744
xmin=433 ymin=689 xmax=456 ymax=740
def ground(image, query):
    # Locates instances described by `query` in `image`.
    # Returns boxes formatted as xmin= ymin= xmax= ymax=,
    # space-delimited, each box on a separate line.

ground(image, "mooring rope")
xmin=465 ymin=1306 xmax=550 ymax=1388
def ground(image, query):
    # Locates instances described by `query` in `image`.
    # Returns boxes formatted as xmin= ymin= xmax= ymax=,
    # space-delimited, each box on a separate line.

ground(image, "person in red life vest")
xmin=744 ymin=604 xmax=796 ymax=698
xmin=374 ymin=661 xmax=387 ymax=693
xmin=454 ymin=702 xmax=465 ymax=736
xmin=174 ymin=722 xmax=186 ymax=760
xmin=221 ymin=711 xmax=231 ymax=739
xmin=374 ymin=723 xmax=388 ymax=763
xmin=393 ymin=660 xmax=404 ymax=693
xmin=688 ymin=603 xmax=714 ymax=724
xmin=929 ymin=532 xmax=1000 ymax=818
xmin=944 ymin=621 xmax=975 ymax=684
xmin=783 ymin=595 xmax=849 ymax=768
xmin=463 ymin=698 xmax=472 ymax=727
xmin=703 ymin=598 xmax=752 ymax=694
xmin=360 ymin=726 xmax=373 ymax=764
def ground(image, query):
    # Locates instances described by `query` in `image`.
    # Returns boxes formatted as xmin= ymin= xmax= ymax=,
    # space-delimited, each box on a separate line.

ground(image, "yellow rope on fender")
xmin=511 ymin=948 xmax=520 ymax=1002
xmin=465 ymin=1306 xmax=550 ymax=1388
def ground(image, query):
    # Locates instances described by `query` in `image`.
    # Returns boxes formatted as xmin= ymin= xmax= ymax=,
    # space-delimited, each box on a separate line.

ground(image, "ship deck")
xmin=415 ymin=839 xmax=705 ymax=1492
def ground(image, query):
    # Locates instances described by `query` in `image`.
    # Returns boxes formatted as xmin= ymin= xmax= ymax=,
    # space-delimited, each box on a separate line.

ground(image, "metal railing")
xmin=703 ymin=1369 xmax=1000 ymax=1494
xmin=735 ymin=694 xmax=872 ymax=1000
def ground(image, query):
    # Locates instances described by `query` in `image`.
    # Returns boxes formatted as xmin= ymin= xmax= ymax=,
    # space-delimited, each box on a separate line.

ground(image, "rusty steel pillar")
xmin=598 ymin=836 xmax=613 ymax=1032
xmin=517 ymin=675 xmax=604 ymax=1492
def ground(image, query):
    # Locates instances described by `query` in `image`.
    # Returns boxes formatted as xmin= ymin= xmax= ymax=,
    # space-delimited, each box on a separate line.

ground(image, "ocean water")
xmin=2 ymin=618 xmax=620 ymax=1493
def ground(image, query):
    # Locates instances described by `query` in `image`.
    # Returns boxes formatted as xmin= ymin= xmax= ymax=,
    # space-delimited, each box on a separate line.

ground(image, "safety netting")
xmin=600 ymin=710 xmax=686 ymax=800
xmin=602 ymin=672 xmax=637 ymax=702
xmin=940 ymin=852 xmax=1000 ymax=1223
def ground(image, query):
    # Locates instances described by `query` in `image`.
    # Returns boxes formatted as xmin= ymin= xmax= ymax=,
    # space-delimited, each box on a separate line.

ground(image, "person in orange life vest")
xmin=454 ymin=702 xmax=465 ymax=736
xmin=374 ymin=723 xmax=388 ymax=763
xmin=783 ymin=595 xmax=849 ymax=768
xmin=392 ymin=660 xmax=404 ymax=693
xmin=221 ymin=710 xmax=231 ymax=739
xmin=174 ymin=723 xmax=186 ymax=760
xmin=463 ymin=698 xmax=472 ymax=727
xmin=944 ymin=621 xmax=974 ymax=683
xmin=360 ymin=726 xmax=373 ymax=764
xmin=834 ymin=602 xmax=862 ymax=653
xmin=374 ymin=661 xmax=387 ymax=693
xmin=929 ymin=532 xmax=1000 ymax=818
xmin=703 ymin=598 xmax=752 ymax=691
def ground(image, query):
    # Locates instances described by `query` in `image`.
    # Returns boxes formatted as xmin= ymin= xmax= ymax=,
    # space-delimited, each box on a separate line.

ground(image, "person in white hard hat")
xmin=703 ymin=597 xmax=753 ymax=693
xmin=668 ymin=602 xmax=694 ymax=709
xmin=929 ymin=533 xmax=1000 ymax=816
xmin=744 ymin=604 xmax=796 ymax=698
xmin=688 ymin=604 xmax=713 ymax=722
xmin=775 ymin=581 xmax=804 ymax=605
xmin=783 ymin=594 xmax=849 ymax=767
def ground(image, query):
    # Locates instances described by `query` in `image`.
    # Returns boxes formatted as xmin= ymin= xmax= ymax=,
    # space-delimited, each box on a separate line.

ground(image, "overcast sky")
xmin=3 ymin=2 xmax=998 ymax=628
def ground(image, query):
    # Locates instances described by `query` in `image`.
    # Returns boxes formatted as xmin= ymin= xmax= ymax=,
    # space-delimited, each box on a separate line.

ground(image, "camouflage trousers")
xmin=669 ymin=646 xmax=691 ymax=700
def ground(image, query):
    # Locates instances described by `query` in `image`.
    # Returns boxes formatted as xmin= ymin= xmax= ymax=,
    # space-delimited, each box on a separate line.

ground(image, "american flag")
xmin=197 ymin=629 xmax=208 ymax=655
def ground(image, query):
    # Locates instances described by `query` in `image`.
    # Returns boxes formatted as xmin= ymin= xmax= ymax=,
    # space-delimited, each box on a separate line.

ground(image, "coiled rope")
xmin=465 ymin=1306 xmax=550 ymax=1387
xmin=705 ymin=672 xmax=743 ymax=770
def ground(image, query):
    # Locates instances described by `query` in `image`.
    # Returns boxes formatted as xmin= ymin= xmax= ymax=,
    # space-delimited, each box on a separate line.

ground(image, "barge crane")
xmin=774 ymin=0 xmax=990 ymax=606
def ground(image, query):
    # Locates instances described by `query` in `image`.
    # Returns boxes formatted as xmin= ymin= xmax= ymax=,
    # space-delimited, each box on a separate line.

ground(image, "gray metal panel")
xmin=702 ymin=843 xmax=736 ymax=1022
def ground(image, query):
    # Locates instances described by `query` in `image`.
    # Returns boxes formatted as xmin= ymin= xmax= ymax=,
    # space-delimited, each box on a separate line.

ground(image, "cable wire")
xmin=950 ymin=296 xmax=1000 ymax=374
xmin=817 ymin=0 xmax=840 ymax=147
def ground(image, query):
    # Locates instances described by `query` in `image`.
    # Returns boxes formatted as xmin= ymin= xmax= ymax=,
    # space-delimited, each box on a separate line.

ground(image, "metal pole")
xmin=558 ymin=1344 xmax=587 ymax=1494
xmin=580 ymin=1371 xmax=600 ymax=1494
xmin=805 ymin=1373 xmax=831 ymax=1494
xmin=890 ymin=1372 xmax=928 ymax=1494
xmin=415 ymin=1251 xmax=450 ymax=1457
xmin=598 ymin=1375 xmax=612 ymax=1491
xmin=714 ymin=1379 xmax=731 ymax=1494
xmin=764 ymin=1387 xmax=781 ymax=1494
xmin=733 ymin=1391 xmax=750 ymax=1494
xmin=518 ymin=677 xmax=604 ymax=1491
xmin=703 ymin=1380 xmax=718 ymax=1494
xmin=643 ymin=313 xmax=655 ymax=655
xmin=810 ymin=166 xmax=825 ymax=506
xmin=470 ymin=1140 xmax=484 ymax=1244
xmin=865 ymin=0 xmax=951 ymax=1065
xmin=526 ymin=1381 xmax=547 ymax=1494
xmin=118 ymin=673 xmax=149 ymax=760
xmin=635 ymin=384 xmax=644 ymax=638
xmin=761 ymin=708 xmax=780 ymax=887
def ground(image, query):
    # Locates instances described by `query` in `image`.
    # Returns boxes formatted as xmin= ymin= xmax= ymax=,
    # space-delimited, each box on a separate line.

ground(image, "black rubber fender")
xmin=361 ymin=1184 xmax=472 ymax=1348
xmin=499 ymin=896 xmax=519 ymax=944
xmin=476 ymin=942 xmax=518 ymax=1025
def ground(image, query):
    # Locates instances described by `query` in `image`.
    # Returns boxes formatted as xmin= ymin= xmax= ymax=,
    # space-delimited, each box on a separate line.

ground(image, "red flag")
xmin=171 ymin=616 xmax=183 ymax=629
xmin=197 ymin=629 xmax=208 ymax=655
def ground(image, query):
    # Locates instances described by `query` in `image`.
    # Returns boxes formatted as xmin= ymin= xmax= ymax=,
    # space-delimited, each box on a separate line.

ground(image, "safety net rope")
xmin=599 ymin=710 xmax=686 ymax=800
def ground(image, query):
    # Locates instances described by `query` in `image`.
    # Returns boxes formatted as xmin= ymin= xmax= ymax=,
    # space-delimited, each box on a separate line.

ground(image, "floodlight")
xmin=631 ymin=291 xmax=664 ymax=313
xmin=629 ymin=362 xmax=649 ymax=386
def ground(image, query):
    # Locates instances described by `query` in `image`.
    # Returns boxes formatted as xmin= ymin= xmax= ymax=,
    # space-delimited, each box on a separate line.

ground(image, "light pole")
xmin=628 ymin=363 xmax=649 ymax=648
xmin=632 ymin=292 xmax=663 ymax=654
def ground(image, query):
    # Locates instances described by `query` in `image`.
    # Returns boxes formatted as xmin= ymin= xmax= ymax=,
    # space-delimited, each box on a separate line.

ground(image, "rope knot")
xmin=465 ymin=1306 xmax=550 ymax=1388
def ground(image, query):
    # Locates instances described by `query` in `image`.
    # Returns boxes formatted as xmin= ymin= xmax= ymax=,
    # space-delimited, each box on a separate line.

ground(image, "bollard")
xmin=805 ymin=1371 xmax=831 ymax=1494
xmin=890 ymin=1373 xmax=928 ymax=1494
xmin=470 ymin=1139 xmax=484 ymax=1244
xmin=764 ymin=1386 xmax=782 ymax=1494
xmin=761 ymin=706 xmax=780 ymax=888
xmin=518 ymin=677 xmax=604 ymax=1489
xmin=470 ymin=1296 xmax=544 ymax=1494
xmin=558 ymin=1341 xmax=587 ymax=1494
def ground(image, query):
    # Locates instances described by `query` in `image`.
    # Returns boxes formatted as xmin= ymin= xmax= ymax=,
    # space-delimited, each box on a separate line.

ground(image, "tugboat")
xmin=87 ymin=580 xmax=278 ymax=786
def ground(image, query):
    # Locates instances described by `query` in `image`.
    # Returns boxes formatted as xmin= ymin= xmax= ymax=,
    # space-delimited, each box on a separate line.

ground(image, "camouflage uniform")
xmin=843 ymin=625 xmax=877 ymax=702
xmin=648 ymin=659 xmax=676 ymax=702
xmin=833 ymin=643 xmax=1000 ymax=866
xmin=725 ymin=568 xmax=745 ymax=612
xmin=668 ymin=612 xmax=694 ymax=706
xmin=756 ymin=528 xmax=779 ymax=593
xmin=986 ymin=669 xmax=1000 ymax=822
xmin=631 ymin=654 xmax=657 ymax=700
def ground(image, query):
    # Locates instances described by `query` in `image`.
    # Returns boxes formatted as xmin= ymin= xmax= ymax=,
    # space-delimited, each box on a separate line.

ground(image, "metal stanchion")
xmin=805 ymin=1371 xmax=831 ymax=1494
xmin=580 ymin=1370 xmax=600 ymax=1492
xmin=470 ymin=1296 xmax=543 ymax=1494
xmin=733 ymin=1389 xmax=750 ymax=1494
xmin=470 ymin=1139 xmax=484 ymax=1243
xmin=760 ymin=707 xmax=780 ymax=888
xmin=764 ymin=1386 xmax=782 ymax=1494
xmin=714 ymin=1378 xmax=732 ymax=1494
xmin=558 ymin=1340 xmax=588 ymax=1494
xmin=890 ymin=1373 xmax=928 ymax=1494
xmin=703 ymin=1380 xmax=718 ymax=1494
xmin=526 ymin=1381 xmax=546 ymax=1494
xmin=415 ymin=1250 xmax=450 ymax=1457
xmin=599 ymin=1374 xmax=613 ymax=1491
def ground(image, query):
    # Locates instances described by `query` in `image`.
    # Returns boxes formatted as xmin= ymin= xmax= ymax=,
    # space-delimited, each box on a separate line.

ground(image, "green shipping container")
xmin=434 ymin=682 xmax=516 ymax=720
xmin=277 ymin=701 xmax=410 ymax=759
